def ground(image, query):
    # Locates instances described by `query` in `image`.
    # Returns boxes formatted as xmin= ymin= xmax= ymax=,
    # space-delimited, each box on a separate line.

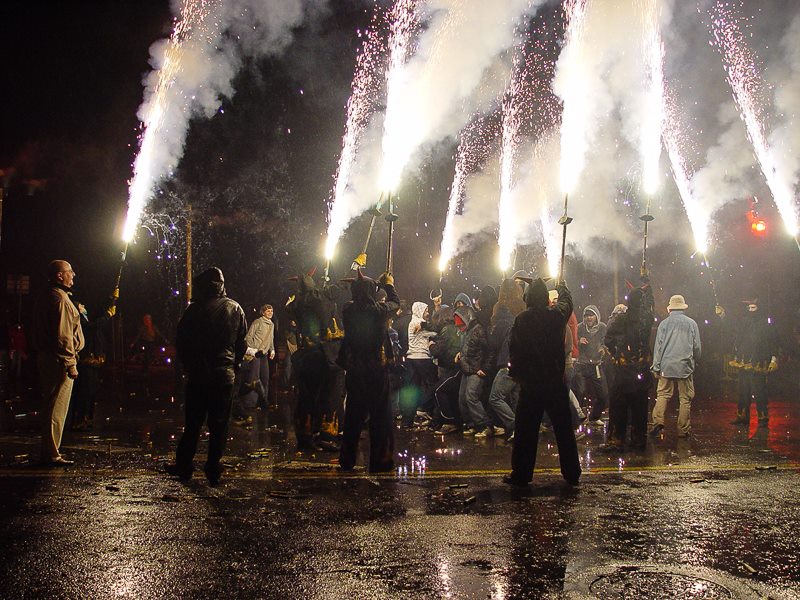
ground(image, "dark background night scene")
xmin=0 ymin=1 xmax=799 ymax=598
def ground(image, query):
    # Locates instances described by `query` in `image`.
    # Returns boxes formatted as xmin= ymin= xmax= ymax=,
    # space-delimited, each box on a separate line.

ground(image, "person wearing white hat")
xmin=650 ymin=294 xmax=701 ymax=438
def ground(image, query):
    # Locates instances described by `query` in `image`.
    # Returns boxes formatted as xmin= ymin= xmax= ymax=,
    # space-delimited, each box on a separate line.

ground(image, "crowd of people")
xmin=29 ymin=258 xmax=782 ymax=488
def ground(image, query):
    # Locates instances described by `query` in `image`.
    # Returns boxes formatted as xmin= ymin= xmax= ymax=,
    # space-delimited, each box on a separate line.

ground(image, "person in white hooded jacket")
xmin=402 ymin=302 xmax=438 ymax=427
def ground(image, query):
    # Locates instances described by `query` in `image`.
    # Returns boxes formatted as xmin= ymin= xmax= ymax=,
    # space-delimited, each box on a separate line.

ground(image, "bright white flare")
xmin=711 ymin=1 xmax=799 ymax=236
xmin=557 ymin=0 xmax=590 ymax=194
xmin=122 ymin=0 xmax=212 ymax=243
xmin=639 ymin=0 xmax=665 ymax=195
xmin=664 ymin=121 xmax=709 ymax=254
xmin=540 ymin=207 xmax=560 ymax=278
xmin=498 ymin=82 xmax=522 ymax=272
xmin=378 ymin=0 xmax=420 ymax=193
xmin=325 ymin=19 xmax=386 ymax=262
xmin=438 ymin=143 xmax=470 ymax=273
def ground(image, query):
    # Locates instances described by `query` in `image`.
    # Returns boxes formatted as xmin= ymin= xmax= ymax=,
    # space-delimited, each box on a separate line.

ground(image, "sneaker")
xmin=494 ymin=427 xmax=506 ymax=437
xmin=45 ymin=456 xmax=75 ymax=467
xmin=506 ymin=432 xmax=515 ymax=442
xmin=648 ymin=424 xmax=664 ymax=437
xmin=416 ymin=410 xmax=432 ymax=420
xmin=204 ymin=464 xmax=222 ymax=486
xmin=434 ymin=423 xmax=458 ymax=435
xmin=474 ymin=427 xmax=493 ymax=438
xmin=574 ymin=430 xmax=586 ymax=441
xmin=462 ymin=427 xmax=477 ymax=435
xmin=590 ymin=419 xmax=605 ymax=426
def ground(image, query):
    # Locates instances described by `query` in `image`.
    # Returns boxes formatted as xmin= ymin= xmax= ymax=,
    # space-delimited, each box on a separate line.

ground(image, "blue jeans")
xmin=458 ymin=373 xmax=488 ymax=429
xmin=487 ymin=368 xmax=519 ymax=432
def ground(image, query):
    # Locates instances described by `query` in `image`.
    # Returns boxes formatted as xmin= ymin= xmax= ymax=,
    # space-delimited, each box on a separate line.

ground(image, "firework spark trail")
xmin=557 ymin=0 xmax=591 ymax=194
xmin=540 ymin=206 xmax=560 ymax=277
xmin=325 ymin=15 xmax=387 ymax=261
xmin=639 ymin=0 xmax=665 ymax=195
xmin=438 ymin=118 xmax=489 ymax=273
xmin=378 ymin=0 xmax=421 ymax=193
xmin=122 ymin=0 xmax=215 ymax=243
xmin=664 ymin=110 xmax=710 ymax=253
xmin=710 ymin=0 xmax=798 ymax=236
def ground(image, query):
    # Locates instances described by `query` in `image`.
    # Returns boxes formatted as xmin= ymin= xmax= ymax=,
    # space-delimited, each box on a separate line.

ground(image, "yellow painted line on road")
xmin=0 ymin=462 xmax=796 ymax=480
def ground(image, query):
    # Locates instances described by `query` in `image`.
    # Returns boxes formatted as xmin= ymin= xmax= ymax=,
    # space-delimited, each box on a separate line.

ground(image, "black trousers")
xmin=607 ymin=368 xmax=651 ymax=448
xmin=737 ymin=371 xmax=768 ymax=418
xmin=292 ymin=347 xmax=330 ymax=448
xmin=434 ymin=368 xmax=461 ymax=424
xmin=339 ymin=364 xmax=394 ymax=472
xmin=402 ymin=358 xmax=438 ymax=424
xmin=175 ymin=378 xmax=234 ymax=476
xmin=511 ymin=381 xmax=581 ymax=484
xmin=574 ymin=362 xmax=609 ymax=419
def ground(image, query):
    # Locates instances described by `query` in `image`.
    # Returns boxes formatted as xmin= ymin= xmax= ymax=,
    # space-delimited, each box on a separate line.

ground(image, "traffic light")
xmin=747 ymin=208 xmax=767 ymax=237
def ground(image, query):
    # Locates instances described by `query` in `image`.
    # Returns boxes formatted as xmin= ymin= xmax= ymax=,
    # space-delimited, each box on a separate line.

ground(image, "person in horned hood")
xmin=285 ymin=268 xmax=335 ymax=451
xmin=601 ymin=281 xmax=655 ymax=452
xmin=337 ymin=269 xmax=400 ymax=472
xmin=505 ymin=277 xmax=580 ymax=488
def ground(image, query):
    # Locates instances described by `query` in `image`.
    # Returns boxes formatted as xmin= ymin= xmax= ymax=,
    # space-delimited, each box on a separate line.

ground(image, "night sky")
xmin=2 ymin=1 xmax=799 ymax=343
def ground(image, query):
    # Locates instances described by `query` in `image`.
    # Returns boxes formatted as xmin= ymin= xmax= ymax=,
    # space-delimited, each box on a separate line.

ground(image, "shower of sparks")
xmin=664 ymin=109 xmax=710 ymax=254
xmin=541 ymin=207 xmax=561 ymax=277
xmin=557 ymin=0 xmax=590 ymax=194
xmin=378 ymin=0 xmax=421 ymax=193
xmin=122 ymin=0 xmax=214 ymax=243
xmin=439 ymin=118 xmax=490 ymax=273
xmin=639 ymin=0 xmax=665 ymax=195
xmin=710 ymin=0 xmax=798 ymax=236
xmin=324 ymin=14 xmax=387 ymax=261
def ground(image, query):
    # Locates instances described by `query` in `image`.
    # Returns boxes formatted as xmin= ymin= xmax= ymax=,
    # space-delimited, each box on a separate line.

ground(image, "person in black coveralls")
xmin=505 ymin=277 xmax=581 ymax=487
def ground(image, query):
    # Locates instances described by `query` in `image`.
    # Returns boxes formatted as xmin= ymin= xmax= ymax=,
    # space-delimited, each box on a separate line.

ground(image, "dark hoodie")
xmin=430 ymin=306 xmax=462 ymax=369
xmin=286 ymin=273 xmax=334 ymax=347
xmin=735 ymin=306 xmax=777 ymax=369
xmin=339 ymin=274 xmax=400 ymax=368
xmin=476 ymin=285 xmax=498 ymax=328
xmin=176 ymin=267 xmax=247 ymax=384
xmin=456 ymin=306 xmax=490 ymax=375
xmin=577 ymin=304 xmax=606 ymax=364
xmin=509 ymin=279 xmax=573 ymax=386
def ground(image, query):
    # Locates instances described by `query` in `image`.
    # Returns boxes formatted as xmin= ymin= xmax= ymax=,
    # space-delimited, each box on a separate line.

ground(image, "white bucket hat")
xmin=667 ymin=294 xmax=688 ymax=311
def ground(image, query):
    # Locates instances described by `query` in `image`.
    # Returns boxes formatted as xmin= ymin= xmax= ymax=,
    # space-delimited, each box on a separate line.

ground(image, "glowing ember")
xmin=122 ymin=0 xmax=213 ymax=243
xmin=324 ymin=13 xmax=387 ymax=261
xmin=556 ymin=0 xmax=590 ymax=194
xmin=710 ymin=0 xmax=798 ymax=236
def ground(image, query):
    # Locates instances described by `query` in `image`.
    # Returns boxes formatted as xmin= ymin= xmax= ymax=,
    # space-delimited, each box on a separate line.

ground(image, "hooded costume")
xmin=453 ymin=292 xmax=473 ymax=309
xmin=286 ymin=271 xmax=337 ymax=451
xmin=172 ymin=267 xmax=247 ymax=483
xmin=731 ymin=302 xmax=778 ymax=424
xmin=603 ymin=284 xmax=654 ymax=450
xmin=401 ymin=300 xmax=438 ymax=427
xmin=338 ymin=271 xmax=399 ymax=472
xmin=506 ymin=279 xmax=580 ymax=486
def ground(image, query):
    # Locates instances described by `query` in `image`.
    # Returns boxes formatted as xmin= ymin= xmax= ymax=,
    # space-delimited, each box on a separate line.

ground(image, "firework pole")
xmin=640 ymin=197 xmax=654 ymax=281
xmin=385 ymin=192 xmax=398 ymax=273
xmin=557 ymin=193 xmax=573 ymax=285
xmin=351 ymin=193 xmax=384 ymax=271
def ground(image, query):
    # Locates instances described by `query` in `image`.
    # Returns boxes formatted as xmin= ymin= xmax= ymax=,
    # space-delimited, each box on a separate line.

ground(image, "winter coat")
xmin=430 ymin=312 xmax=462 ymax=371
xmin=339 ymin=278 xmax=400 ymax=369
xmin=456 ymin=307 xmax=490 ymax=375
xmin=577 ymin=305 xmax=607 ymax=364
xmin=245 ymin=316 xmax=275 ymax=354
xmin=476 ymin=285 xmax=498 ymax=328
xmin=489 ymin=304 xmax=515 ymax=369
xmin=651 ymin=310 xmax=701 ymax=378
xmin=453 ymin=292 xmax=473 ymax=308
xmin=394 ymin=311 xmax=412 ymax=356
xmin=407 ymin=301 xmax=436 ymax=359
xmin=285 ymin=275 xmax=335 ymax=348
xmin=567 ymin=312 xmax=579 ymax=359
xmin=176 ymin=267 xmax=247 ymax=385
xmin=735 ymin=311 xmax=776 ymax=369
xmin=509 ymin=280 xmax=573 ymax=387
xmin=32 ymin=285 xmax=85 ymax=369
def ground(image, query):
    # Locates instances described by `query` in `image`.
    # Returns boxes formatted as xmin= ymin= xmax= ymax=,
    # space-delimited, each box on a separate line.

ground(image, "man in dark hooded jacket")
xmin=505 ymin=278 xmax=580 ymax=487
xmin=601 ymin=283 xmax=654 ymax=451
xmin=574 ymin=304 xmax=609 ymax=422
xmin=168 ymin=267 xmax=247 ymax=485
xmin=338 ymin=270 xmax=399 ymax=472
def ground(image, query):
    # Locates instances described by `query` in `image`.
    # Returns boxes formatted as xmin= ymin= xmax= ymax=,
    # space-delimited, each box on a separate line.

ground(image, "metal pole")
xmin=557 ymin=193 xmax=573 ymax=284
xmin=385 ymin=192 xmax=398 ymax=273
xmin=186 ymin=203 xmax=192 ymax=303
xmin=640 ymin=197 xmax=654 ymax=280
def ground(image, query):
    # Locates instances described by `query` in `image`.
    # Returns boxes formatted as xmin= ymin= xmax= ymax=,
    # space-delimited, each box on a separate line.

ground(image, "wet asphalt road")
xmin=1 ymin=377 xmax=799 ymax=599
